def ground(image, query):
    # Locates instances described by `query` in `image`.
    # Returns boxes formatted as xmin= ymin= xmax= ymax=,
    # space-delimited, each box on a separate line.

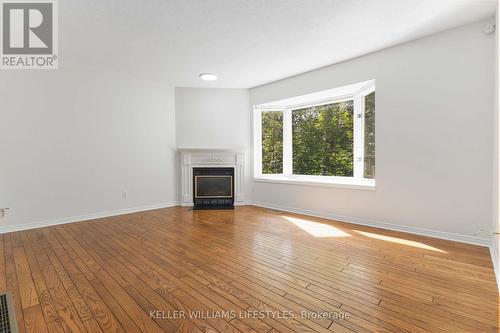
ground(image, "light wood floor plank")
xmin=0 ymin=206 xmax=497 ymax=333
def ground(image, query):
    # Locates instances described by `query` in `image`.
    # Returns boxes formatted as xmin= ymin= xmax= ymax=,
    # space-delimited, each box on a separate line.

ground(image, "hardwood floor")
xmin=0 ymin=205 xmax=498 ymax=333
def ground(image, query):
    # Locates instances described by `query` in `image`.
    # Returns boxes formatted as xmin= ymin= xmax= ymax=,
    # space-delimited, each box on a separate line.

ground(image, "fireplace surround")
xmin=179 ymin=149 xmax=245 ymax=208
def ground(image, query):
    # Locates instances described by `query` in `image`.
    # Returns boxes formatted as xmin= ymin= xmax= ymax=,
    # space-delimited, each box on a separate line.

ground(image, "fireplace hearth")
xmin=193 ymin=167 xmax=234 ymax=210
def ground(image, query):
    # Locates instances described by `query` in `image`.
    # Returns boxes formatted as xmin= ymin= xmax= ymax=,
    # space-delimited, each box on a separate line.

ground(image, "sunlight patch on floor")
xmin=283 ymin=216 xmax=351 ymax=237
xmin=353 ymin=230 xmax=447 ymax=253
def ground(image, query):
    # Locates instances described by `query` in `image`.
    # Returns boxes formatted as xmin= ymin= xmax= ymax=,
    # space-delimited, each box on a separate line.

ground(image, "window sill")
xmin=253 ymin=175 xmax=376 ymax=190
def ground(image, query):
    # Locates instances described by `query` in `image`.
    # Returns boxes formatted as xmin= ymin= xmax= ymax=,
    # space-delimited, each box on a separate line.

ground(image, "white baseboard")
xmin=247 ymin=200 xmax=491 ymax=247
xmin=249 ymin=200 xmax=498 ymax=293
xmin=2 ymin=198 xmax=497 ymax=291
xmin=3 ymin=199 xmax=489 ymax=247
xmin=0 ymin=202 xmax=180 ymax=234
xmin=490 ymin=241 xmax=500 ymax=293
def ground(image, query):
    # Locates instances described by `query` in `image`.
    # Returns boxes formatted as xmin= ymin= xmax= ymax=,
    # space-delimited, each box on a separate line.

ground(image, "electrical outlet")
xmin=0 ymin=208 xmax=10 ymax=218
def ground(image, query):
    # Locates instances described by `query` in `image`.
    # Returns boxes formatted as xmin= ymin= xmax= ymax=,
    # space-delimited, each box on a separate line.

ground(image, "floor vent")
xmin=0 ymin=292 xmax=18 ymax=333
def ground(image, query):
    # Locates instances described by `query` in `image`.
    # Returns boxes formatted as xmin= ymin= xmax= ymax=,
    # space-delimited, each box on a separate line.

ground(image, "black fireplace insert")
xmin=193 ymin=167 xmax=234 ymax=210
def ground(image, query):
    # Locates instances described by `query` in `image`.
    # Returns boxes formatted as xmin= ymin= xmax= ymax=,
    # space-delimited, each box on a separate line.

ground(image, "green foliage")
xmin=364 ymin=92 xmax=375 ymax=179
xmin=261 ymin=111 xmax=283 ymax=174
xmin=260 ymin=96 xmax=375 ymax=178
xmin=292 ymin=101 xmax=354 ymax=176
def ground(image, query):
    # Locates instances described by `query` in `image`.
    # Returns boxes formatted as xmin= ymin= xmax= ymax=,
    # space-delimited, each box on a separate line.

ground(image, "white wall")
xmin=175 ymin=87 xmax=252 ymax=200
xmin=0 ymin=61 xmax=178 ymax=231
xmin=175 ymin=87 xmax=250 ymax=149
xmin=250 ymin=19 xmax=495 ymax=240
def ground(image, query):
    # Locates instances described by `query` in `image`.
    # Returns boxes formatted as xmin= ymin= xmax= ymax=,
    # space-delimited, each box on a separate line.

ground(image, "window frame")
xmin=254 ymin=81 xmax=375 ymax=189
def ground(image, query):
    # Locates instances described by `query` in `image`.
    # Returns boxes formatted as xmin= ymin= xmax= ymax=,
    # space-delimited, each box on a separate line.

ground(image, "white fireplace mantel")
xmin=178 ymin=148 xmax=245 ymax=206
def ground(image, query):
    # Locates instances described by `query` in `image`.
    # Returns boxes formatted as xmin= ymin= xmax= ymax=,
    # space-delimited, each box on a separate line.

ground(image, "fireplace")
xmin=193 ymin=167 xmax=234 ymax=210
xmin=179 ymin=149 xmax=245 ymax=207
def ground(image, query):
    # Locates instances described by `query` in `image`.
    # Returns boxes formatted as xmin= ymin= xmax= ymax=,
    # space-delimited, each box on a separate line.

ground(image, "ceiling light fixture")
xmin=199 ymin=73 xmax=218 ymax=81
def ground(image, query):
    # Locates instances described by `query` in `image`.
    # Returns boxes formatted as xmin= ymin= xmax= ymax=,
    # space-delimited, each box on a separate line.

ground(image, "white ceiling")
xmin=62 ymin=0 xmax=496 ymax=88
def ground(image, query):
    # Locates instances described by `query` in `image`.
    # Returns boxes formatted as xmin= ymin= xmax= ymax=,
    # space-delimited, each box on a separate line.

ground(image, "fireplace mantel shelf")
xmin=177 ymin=148 xmax=246 ymax=153
xmin=178 ymin=149 xmax=245 ymax=207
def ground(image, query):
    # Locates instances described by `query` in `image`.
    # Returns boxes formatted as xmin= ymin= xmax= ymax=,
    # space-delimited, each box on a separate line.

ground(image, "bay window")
xmin=254 ymin=80 xmax=375 ymax=189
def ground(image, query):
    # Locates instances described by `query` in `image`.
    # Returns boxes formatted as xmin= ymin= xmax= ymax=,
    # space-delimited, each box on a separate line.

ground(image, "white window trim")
xmin=253 ymin=81 xmax=375 ymax=189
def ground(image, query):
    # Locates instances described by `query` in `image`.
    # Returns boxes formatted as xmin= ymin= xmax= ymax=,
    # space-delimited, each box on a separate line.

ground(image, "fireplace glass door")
xmin=195 ymin=176 xmax=233 ymax=198
xmin=192 ymin=167 xmax=235 ymax=209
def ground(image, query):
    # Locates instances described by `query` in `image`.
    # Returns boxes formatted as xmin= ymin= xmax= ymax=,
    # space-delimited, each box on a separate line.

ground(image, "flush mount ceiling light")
xmin=199 ymin=73 xmax=218 ymax=81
